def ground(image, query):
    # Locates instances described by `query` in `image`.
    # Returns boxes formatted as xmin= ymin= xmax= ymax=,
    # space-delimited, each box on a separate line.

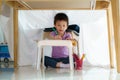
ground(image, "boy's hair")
xmin=54 ymin=13 xmax=69 ymax=26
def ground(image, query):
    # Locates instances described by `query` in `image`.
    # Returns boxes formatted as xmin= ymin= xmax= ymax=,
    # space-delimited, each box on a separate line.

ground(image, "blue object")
xmin=0 ymin=45 xmax=10 ymax=58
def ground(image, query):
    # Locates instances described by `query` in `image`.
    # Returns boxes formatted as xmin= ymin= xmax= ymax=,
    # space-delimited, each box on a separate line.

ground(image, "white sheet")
xmin=0 ymin=4 xmax=111 ymax=67
xmin=18 ymin=10 xmax=110 ymax=67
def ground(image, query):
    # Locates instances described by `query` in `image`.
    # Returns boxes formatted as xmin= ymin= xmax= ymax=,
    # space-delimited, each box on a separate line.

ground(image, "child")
xmin=44 ymin=13 xmax=81 ymax=69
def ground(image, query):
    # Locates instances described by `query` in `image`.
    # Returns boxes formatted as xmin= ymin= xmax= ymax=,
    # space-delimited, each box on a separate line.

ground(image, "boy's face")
xmin=54 ymin=20 xmax=68 ymax=35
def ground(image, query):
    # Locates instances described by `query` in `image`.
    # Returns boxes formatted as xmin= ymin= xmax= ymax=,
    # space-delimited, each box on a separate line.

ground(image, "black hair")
xmin=54 ymin=13 xmax=69 ymax=26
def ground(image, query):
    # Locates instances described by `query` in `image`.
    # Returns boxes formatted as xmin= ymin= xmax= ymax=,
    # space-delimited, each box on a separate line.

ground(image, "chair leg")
xmin=37 ymin=46 xmax=42 ymax=70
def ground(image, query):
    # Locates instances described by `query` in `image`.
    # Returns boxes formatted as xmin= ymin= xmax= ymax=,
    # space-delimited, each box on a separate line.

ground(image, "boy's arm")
xmin=49 ymin=31 xmax=62 ymax=40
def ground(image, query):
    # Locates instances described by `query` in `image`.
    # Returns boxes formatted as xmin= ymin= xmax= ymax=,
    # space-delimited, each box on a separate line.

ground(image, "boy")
xmin=44 ymin=13 xmax=81 ymax=69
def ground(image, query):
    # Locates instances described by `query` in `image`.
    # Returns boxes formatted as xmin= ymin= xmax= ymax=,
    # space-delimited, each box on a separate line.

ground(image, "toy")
xmin=0 ymin=44 xmax=10 ymax=63
xmin=73 ymin=53 xmax=85 ymax=70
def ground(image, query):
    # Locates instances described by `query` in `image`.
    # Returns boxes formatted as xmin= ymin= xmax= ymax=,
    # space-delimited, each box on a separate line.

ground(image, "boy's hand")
xmin=54 ymin=35 xmax=62 ymax=40
xmin=66 ymin=38 xmax=72 ymax=40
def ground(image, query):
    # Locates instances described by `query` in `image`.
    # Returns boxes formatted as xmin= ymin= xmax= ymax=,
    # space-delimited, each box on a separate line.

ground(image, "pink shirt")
xmin=50 ymin=31 xmax=72 ymax=58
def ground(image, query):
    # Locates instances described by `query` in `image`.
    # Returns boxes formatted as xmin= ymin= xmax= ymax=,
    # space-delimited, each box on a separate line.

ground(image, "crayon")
xmin=81 ymin=54 xmax=85 ymax=60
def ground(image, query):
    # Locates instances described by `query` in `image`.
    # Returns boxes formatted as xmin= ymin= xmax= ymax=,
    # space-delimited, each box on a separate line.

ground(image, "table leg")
xmin=37 ymin=46 xmax=41 ymax=70
xmin=69 ymin=46 xmax=73 ymax=70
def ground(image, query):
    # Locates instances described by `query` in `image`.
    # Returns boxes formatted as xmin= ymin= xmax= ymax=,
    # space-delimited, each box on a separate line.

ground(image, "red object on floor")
xmin=75 ymin=59 xmax=83 ymax=70
xmin=73 ymin=53 xmax=83 ymax=70
xmin=73 ymin=53 xmax=79 ymax=61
